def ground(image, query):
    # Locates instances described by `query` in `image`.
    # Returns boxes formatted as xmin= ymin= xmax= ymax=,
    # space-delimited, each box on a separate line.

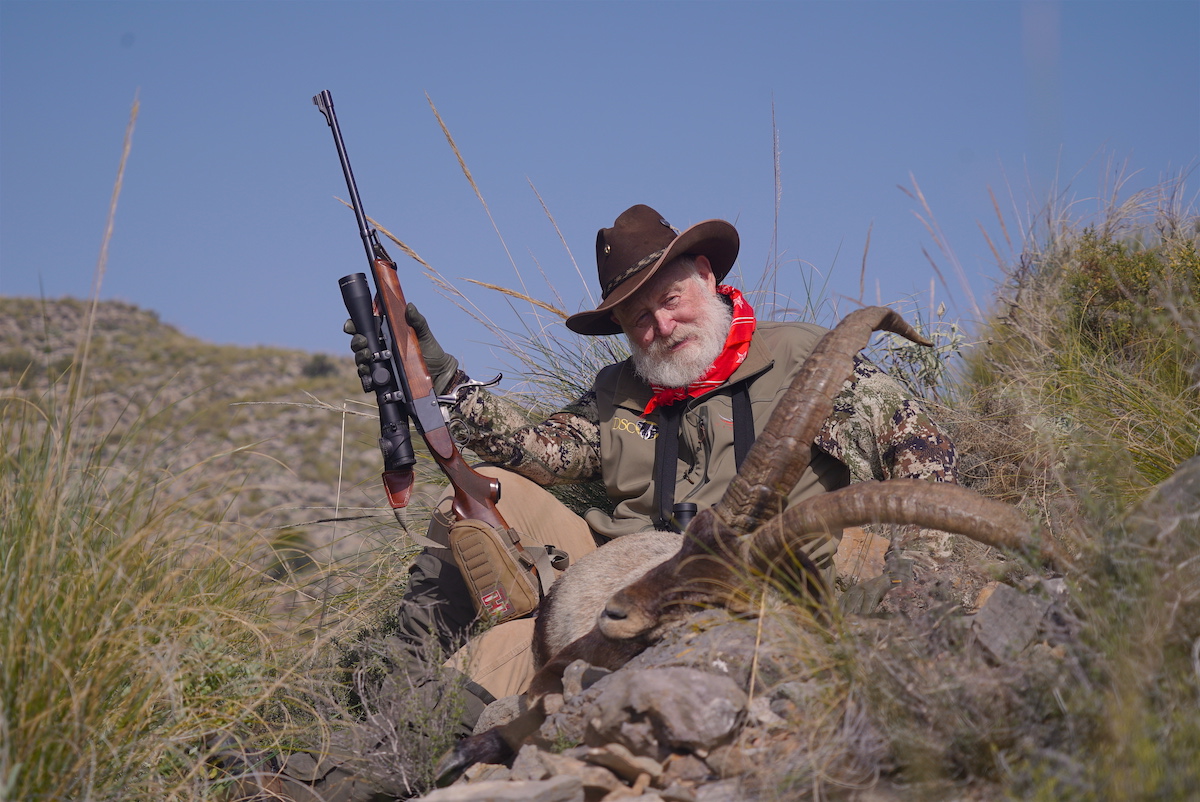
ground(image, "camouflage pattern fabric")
xmin=453 ymin=388 xmax=603 ymax=485
xmin=452 ymin=354 xmax=957 ymax=490
xmin=816 ymin=356 xmax=958 ymax=483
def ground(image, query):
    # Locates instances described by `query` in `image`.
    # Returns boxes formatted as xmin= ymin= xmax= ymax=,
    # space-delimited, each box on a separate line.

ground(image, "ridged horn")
xmin=743 ymin=479 xmax=1046 ymax=561
xmin=713 ymin=307 xmax=932 ymax=536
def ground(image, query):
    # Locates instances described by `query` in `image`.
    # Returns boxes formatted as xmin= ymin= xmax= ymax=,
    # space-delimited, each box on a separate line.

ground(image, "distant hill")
xmin=0 ymin=296 xmax=436 ymax=565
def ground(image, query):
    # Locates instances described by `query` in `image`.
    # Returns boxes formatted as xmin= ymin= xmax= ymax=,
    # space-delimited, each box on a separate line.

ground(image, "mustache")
xmin=646 ymin=331 xmax=692 ymax=354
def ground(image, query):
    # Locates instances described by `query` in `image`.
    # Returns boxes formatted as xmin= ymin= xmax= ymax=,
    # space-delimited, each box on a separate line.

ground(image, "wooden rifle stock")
xmin=369 ymin=253 xmax=508 ymax=526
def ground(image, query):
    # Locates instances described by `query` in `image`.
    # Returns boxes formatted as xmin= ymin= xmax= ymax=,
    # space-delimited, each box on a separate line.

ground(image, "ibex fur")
xmin=436 ymin=307 xmax=1050 ymax=784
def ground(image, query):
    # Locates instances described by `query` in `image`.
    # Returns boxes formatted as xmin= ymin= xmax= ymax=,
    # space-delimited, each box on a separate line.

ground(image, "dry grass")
xmin=7 ymin=88 xmax=1197 ymax=800
xmin=2 ymin=98 xmax=363 ymax=801
xmin=841 ymin=172 xmax=1197 ymax=798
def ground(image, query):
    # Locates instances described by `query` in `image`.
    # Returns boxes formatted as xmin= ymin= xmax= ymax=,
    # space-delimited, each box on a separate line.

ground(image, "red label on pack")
xmin=480 ymin=588 xmax=513 ymax=617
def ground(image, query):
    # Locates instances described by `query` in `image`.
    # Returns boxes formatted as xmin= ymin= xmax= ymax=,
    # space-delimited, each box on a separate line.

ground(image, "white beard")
xmin=628 ymin=291 xmax=733 ymax=388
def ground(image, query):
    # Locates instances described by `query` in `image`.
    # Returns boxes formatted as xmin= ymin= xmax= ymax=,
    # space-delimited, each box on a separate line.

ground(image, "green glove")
xmin=405 ymin=303 xmax=460 ymax=395
xmin=343 ymin=316 xmax=380 ymax=388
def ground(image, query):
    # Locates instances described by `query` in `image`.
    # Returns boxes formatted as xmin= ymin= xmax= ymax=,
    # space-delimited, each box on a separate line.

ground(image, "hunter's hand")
xmin=343 ymin=317 xmax=381 ymax=380
xmin=405 ymin=303 xmax=460 ymax=395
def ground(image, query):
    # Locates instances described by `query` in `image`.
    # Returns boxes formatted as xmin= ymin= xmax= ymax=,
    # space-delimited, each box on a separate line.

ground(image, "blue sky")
xmin=2 ymin=0 xmax=1197 ymax=380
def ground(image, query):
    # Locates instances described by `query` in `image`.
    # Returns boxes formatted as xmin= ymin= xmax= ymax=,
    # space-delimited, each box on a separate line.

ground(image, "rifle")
xmin=312 ymin=90 xmax=512 ymax=531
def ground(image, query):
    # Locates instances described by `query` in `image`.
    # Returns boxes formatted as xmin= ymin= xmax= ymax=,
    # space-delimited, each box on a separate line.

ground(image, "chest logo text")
xmin=613 ymin=417 xmax=658 ymax=440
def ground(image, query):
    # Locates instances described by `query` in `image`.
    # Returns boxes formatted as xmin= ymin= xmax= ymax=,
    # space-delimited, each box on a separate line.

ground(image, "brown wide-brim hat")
xmin=565 ymin=204 xmax=740 ymax=336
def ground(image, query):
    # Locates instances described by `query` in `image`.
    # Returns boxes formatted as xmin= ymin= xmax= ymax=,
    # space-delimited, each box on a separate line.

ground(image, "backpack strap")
xmin=652 ymin=401 xmax=686 ymax=531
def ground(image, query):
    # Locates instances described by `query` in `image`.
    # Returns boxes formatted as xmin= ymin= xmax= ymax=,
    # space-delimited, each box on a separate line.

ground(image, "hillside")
xmin=0 ymin=296 xmax=433 ymax=567
xmin=3 ymin=182 xmax=1198 ymax=800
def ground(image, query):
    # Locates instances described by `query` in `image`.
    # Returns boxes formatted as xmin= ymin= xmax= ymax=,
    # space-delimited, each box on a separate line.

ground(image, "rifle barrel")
xmin=313 ymin=90 xmax=377 ymax=265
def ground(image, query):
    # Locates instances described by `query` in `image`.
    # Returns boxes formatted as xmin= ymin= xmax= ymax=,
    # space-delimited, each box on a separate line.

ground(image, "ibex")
xmin=437 ymin=307 xmax=1048 ymax=783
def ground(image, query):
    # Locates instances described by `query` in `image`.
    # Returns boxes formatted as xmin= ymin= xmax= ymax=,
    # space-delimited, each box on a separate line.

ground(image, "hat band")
xmin=602 ymin=248 xmax=666 ymax=299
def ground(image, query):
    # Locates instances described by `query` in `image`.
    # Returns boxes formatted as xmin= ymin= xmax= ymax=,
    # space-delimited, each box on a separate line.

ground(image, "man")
xmin=237 ymin=204 xmax=957 ymax=800
xmin=380 ymin=203 xmax=957 ymax=697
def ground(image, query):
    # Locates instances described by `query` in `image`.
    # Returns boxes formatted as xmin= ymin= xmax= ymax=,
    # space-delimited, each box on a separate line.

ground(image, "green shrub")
xmin=302 ymin=352 xmax=338 ymax=379
xmin=952 ymin=178 xmax=1200 ymax=798
xmin=1063 ymin=227 xmax=1200 ymax=352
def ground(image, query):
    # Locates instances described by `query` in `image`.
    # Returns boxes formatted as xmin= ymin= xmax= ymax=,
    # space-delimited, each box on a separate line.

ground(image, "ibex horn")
xmin=715 ymin=306 xmax=931 ymax=536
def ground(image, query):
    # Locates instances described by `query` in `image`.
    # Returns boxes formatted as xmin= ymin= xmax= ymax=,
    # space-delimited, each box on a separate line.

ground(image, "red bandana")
xmin=642 ymin=285 xmax=756 ymax=415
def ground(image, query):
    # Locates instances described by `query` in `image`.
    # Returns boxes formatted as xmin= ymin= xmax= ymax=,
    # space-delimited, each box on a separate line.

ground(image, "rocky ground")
xmin=417 ymin=514 xmax=1090 ymax=801
xmin=419 ymin=454 xmax=1200 ymax=800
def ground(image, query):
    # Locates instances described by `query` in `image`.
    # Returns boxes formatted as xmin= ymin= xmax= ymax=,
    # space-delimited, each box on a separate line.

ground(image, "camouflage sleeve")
xmin=450 ymin=386 xmax=602 ymax=486
xmin=815 ymin=357 xmax=958 ymax=484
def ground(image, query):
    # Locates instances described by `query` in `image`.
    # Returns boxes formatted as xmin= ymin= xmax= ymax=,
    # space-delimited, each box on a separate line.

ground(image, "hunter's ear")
xmin=693 ymin=255 xmax=717 ymax=291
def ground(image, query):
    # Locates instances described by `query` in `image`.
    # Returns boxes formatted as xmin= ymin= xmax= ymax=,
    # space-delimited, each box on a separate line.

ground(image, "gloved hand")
xmin=404 ymin=303 xmax=460 ymax=395
xmin=343 ymin=306 xmax=461 ymax=396
xmin=343 ymin=316 xmax=382 ymax=391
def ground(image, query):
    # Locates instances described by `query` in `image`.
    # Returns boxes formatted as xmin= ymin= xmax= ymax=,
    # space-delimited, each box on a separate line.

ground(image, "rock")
xmin=474 ymin=695 xmax=525 ymax=734
xmin=508 ymin=744 xmax=630 ymax=798
xmin=511 ymin=744 xmax=552 ymax=781
xmin=415 ymin=773 xmax=583 ymax=801
xmin=701 ymin=742 xmax=749 ymax=780
xmin=659 ymin=783 xmax=699 ymax=802
xmin=691 ymin=778 xmax=747 ymax=801
xmin=462 ymin=763 xmax=512 ymax=784
xmin=597 ymin=770 xmax=654 ymax=799
xmin=836 ymin=526 xmax=890 ymax=584
xmin=581 ymin=742 xmax=664 ymax=784
xmin=585 ymin=668 xmax=748 ymax=759
xmin=661 ymin=752 xmax=712 ymax=784
xmin=1126 ymin=455 xmax=1200 ymax=540
xmin=626 ymin=612 xmax=795 ymax=690
xmin=543 ymin=693 xmax=565 ymax=717
xmin=838 ymin=573 xmax=896 ymax=615
xmin=746 ymin=696 xmax=784 ymax=728
xmin=542 ymin=751 xmax=623 ymax=798
xmin=767 ymin=678 xmax=825 ymax=720
xmin=971 ymin=582 xmax=1049 ymax=661
xmin=563 ymin=659 xmax=611 ymax=701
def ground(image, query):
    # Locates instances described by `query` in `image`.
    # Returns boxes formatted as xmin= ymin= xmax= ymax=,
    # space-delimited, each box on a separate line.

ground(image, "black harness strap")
xmin=653 ymin=401 xmax=685 ymax=531
xmin=731 ymin=381 xmax=754 ymax=470
xmin=652 ymin=382 xmax=756 ymax=532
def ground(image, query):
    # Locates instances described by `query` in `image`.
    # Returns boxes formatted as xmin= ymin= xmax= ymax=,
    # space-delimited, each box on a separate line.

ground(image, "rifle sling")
xmin=499 ymin=521 xmax=568 ymax=594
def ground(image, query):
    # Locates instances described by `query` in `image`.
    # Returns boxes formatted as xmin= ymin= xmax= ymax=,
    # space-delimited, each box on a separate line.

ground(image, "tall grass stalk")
xmin=0 ymin=98 xmax=337 ymax=801
xmin=373 ymin=100 xmax=629 ymax=413
xmin=0 ymin=388 xmax=328 ymax=800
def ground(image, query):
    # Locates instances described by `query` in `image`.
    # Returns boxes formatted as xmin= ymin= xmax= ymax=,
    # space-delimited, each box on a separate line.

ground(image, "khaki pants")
xmin=430 ymin=467 xmax=597 ymax=699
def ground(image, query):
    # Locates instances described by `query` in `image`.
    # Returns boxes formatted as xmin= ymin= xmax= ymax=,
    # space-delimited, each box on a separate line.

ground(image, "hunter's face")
xmin=613 ymin=256 xmax=732 ymax=388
